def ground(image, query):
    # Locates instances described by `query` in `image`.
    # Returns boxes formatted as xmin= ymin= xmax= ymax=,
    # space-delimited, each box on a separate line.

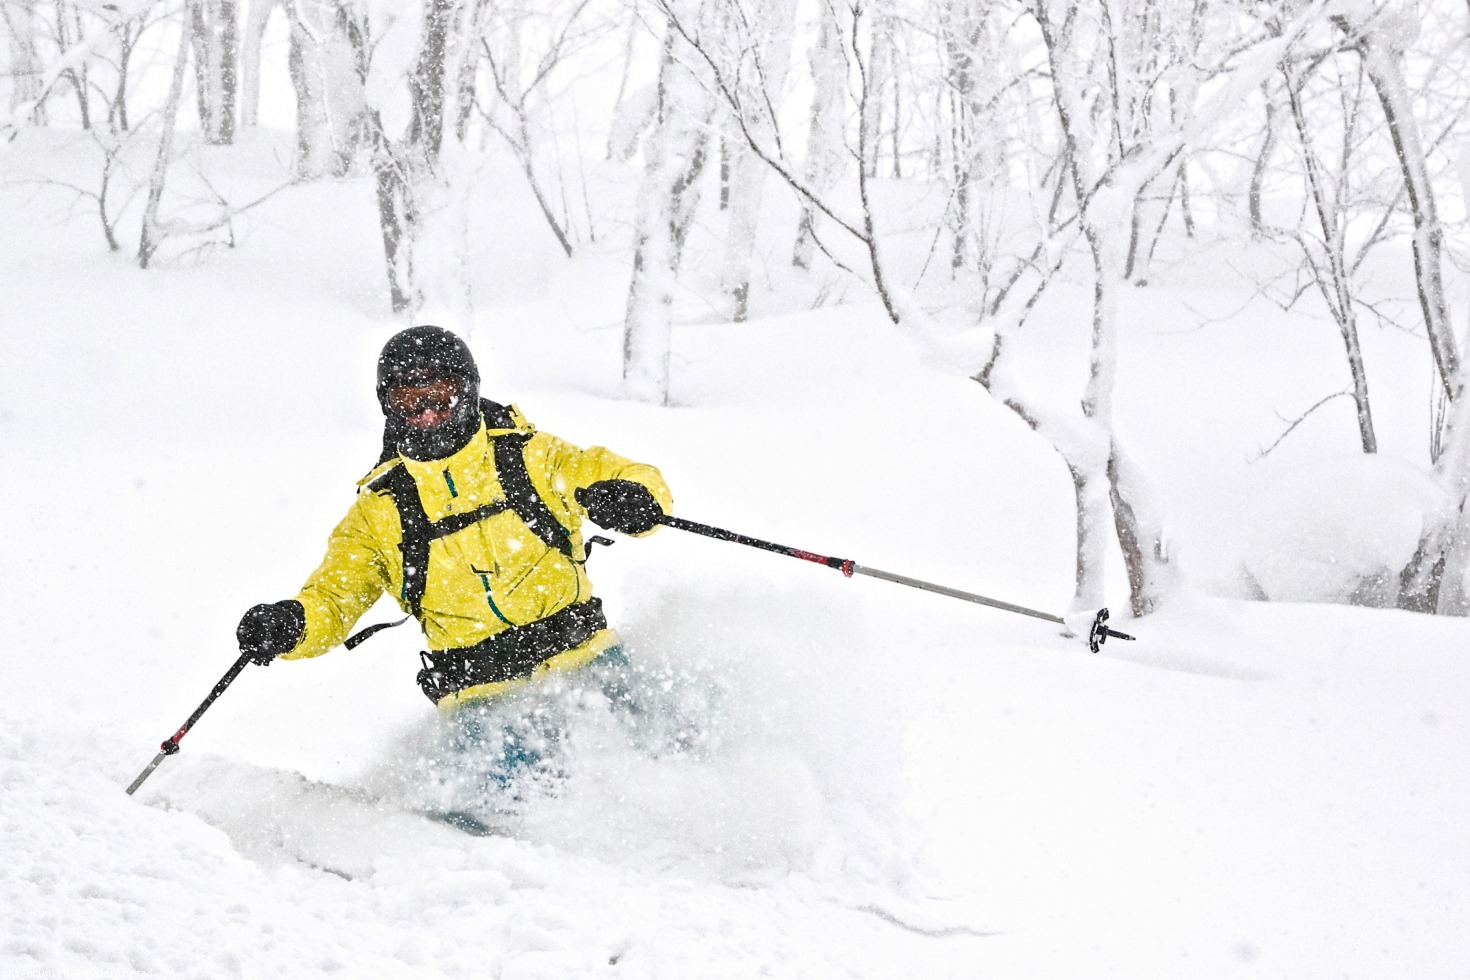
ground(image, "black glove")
xmin=575 ymin=479 xmax=664 ymax=534
xmin=237 ymin=600 xmax=306 ymax=665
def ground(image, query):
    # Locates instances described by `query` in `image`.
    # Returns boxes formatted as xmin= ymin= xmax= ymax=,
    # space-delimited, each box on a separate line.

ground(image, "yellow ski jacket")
xmin=281 ymin=404 xmax=671 ymax=707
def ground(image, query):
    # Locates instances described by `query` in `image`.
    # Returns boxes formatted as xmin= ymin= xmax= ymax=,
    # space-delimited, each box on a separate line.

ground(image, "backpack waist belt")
xmin=415 ymin=597 xmax=607 ymax=703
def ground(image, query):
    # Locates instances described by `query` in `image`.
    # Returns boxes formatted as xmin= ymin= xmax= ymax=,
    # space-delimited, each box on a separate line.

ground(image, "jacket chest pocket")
xmin=436 ymin=512 xmax=549 ymax=587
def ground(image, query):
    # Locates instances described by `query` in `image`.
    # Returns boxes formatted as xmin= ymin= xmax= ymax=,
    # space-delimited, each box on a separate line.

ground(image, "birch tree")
xmin=1342 ymin=9 xmax=1458 ymax=409
xmin=1331 ymin=5 xmax=1470 ymax=611
xmin=791 ymin=0 xmax=845 ymax=272
xmin=4 ymin=0 xmax=49 ymax=125
xmin=1280 ymin=48 xmax=1381 ymax=453
xmin=717 ymin=0 xmax=796 ymax=322
xmin=1022 ymin=0 xmax=1176 ymax=614
xmin=623 ymin=0 xmax=713 ymax=404
xmin=975 ymin=0 xmax=1329 ymax=615
xmin=289 ymin=0 xmax=366 ymax=178
xmin=339 ymin=0 xmax=475 ymax=314
xmin=476 ymin=0 xmax=606 ymax=259
xmin=237 ymin=0 xmax=278 ymax=130
xmin=190 ymin=0 xmax=237 ymax=143
xmin=137 ymin=14 xmax=193 ymax=268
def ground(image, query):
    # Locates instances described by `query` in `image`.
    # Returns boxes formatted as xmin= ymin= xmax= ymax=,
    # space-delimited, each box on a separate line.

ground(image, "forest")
xmin=7 ymin=0 xmax=1470 ymax=617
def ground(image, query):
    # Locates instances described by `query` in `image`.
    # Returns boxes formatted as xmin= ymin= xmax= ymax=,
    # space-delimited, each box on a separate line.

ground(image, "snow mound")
xmin=1227 ymin=453 xmax=1451 ymax=604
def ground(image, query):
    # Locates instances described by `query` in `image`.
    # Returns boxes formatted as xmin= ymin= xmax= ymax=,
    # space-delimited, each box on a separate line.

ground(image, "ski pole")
xmin=657 ymin=514 xmax=1136 ymax=652
xmin=124 ymin=650 xmax=255 ymax=796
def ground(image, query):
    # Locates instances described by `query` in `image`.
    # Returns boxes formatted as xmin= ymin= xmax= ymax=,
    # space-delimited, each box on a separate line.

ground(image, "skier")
xmin=233 ymin=326 xmax=671 ymax=799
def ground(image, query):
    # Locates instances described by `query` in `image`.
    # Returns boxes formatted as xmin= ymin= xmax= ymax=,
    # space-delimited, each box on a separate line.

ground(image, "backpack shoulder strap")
xmin=365 ymin=403 xmax=576 ymax=623
xmin=481 ymin=398 xmax=575 ymax=560
xmin=492 ymin=430 xmax=575 ymax=559
xmin=367 ymin=463 xmax=433 ymax=620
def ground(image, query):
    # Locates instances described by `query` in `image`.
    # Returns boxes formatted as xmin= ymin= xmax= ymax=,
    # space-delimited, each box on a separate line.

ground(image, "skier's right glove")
xmin=236 ymin=600 xmax=306 ymax=665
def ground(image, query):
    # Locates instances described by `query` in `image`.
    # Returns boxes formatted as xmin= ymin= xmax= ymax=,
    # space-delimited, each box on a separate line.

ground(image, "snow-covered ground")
xmin=3 ymin=134 xmax=1469 ymax=978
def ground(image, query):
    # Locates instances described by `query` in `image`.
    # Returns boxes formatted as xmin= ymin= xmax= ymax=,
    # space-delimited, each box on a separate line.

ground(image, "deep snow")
xmin=3 ymin=131 xmax=1469 ymax=978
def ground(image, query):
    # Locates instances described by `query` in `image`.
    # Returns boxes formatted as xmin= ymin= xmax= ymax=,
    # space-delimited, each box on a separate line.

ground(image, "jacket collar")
xmin=358 ymin=401 xmax=534 ymax=487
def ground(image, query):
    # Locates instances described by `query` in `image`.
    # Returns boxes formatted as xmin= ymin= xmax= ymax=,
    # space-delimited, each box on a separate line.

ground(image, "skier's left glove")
xmin=575 ymin=479 xmax=664 ymax=534
xmin=236 ymin=600 xmax=306 ymax=665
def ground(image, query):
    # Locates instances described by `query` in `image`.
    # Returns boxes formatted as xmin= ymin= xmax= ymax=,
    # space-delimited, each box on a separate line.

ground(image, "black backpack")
xmin=344 ymin=400 xmax=576 ymax=648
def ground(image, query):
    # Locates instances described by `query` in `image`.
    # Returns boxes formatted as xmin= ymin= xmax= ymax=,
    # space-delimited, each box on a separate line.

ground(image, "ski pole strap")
xmin=344 ymin=616 xmax=411 ymax=650
xmin=657 ymin=515 xmax=854 ymax=575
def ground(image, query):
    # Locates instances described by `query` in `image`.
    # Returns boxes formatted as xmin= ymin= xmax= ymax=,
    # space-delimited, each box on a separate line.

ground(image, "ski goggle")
xmin=386 ymin=376 xmax=465 ymax=416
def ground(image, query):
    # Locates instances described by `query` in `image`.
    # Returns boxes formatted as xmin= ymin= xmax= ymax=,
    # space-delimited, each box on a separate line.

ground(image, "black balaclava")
xmin=376 ymin=325 xmax=483 ymax=462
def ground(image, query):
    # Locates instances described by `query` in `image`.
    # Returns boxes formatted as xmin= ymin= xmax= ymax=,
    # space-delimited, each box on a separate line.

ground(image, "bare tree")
xmin=337 ymin=0 xmax=469 ymax=314
xmin=3 ymin=0 xmax=48 ymax=125
xmin=977 ymin=0 xmax=1330 ymax=615
xmin=1342 ymin=10 xmax=1458 ymax=406
xmin=237 ymin=0 xmax=277 ymax=131
xmin=1329 ymin=7 xmax=1470 ymax=611
xmin=791 ymin=0 xmax=845 ymax=272
xmin=859 ymin=0 xmax=892 ymax=179
xmin=190 ymin=0 xmax=238 ymax=143
xmin=717 ymin=0 xmax=796 ymax=321
xmin=1248 ymin=78 xmax=1282 ymax=236
xmin=603 ymin=0 xmax=642 ymax=160
xmin=1022 ymin=0 xmax=1176 ymax=614
xmin=1281 ymin=49 xmax=1380 ymax=454
xmin=476 ymin=0 xmax=605 ymax=258
xmin=137 ymin=12 xmax=193 ymax=268
xmin=289 ymin=0 xmax=365 ymax=178
xmin=623 ymin=0 xmax=713 ymax=404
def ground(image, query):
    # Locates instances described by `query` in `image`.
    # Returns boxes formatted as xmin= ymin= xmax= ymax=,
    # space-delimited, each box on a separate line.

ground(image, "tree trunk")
xmin=890 ymin=67 xmax=902 ymax=178
xmin=792 ymin=2 xmax=844 ymax=270
xmin=944 ymin=5 xmax=984 ymax=275
xmin=1284 ymin=67 xmax=1378 ymax=454
xmin=410 ymin=0 xmax=455 ymax=165
xmin=719 ymin=130 xmax=732 ymax=210
xmin=1031 ymin=0 xmax=1175 ymax=615
xmin=191 ymin=0 xmax=239 ymax=144
xmin=237 ymin=0 xmax=277 ymax=130
xmin=720 ymin=0 xmax=796 ymax=322
xmin=452 ymin=0 xmax=487 ymax=144
xmin=369 ymin=122 xmax=419 ymax=313
xmin=112 ymin=18 xmax=140 ymax=131
xmin=1109 ymin=441 xmax=1172 ymax=615
xmin=1127 ymin=167 xmax=1181 ymax=283
xmin=139 ymin=21 xmax=194 ymax=269
xmin=1069 ymin=461 xmax=1111 ymax=610
xmin=4 ymin=0 xmax=47 ymax=124
xmin=289 ymin=0 xmax=366 ymax=178
xmin=860 ymin=9 xmax=891 ymax=179
xmin=624 ymin=10 xmax=712 ymax=404
xmin=52 ymin=7 xmax=91 ymax=129
xmin=1355 ymin=23 xmax=1459 ymax=405
xmin=604 ymin=0 xmax=641 ymax=161
xmin=1249 ymin=81 xmax=1278 ymax=236
xmin=1178 ymin=159 xmax=1195 ymax=237
xmin=1404 ymin=386 xmax=1470 ymax=612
